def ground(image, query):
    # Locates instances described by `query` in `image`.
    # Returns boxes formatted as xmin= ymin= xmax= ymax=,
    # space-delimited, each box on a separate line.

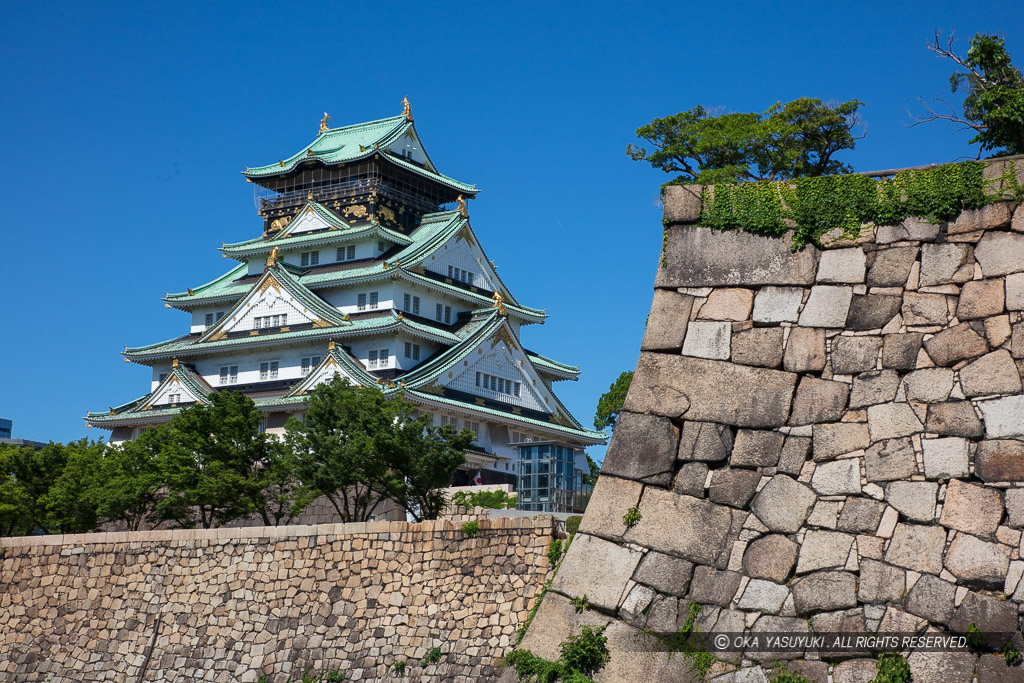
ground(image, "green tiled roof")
xmin=525 ymin=350 xmax=580 ymax=380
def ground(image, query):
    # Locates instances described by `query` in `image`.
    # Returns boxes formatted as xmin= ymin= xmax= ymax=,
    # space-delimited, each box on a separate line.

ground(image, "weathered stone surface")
xmin=849 ymin=370 xmax=900 ymax=409
xmin=922 ymin=437 xmax=970 ymax=479
xmin=736 ymin=579 xmax=789 ymax=614
xmin=950 ymin=591 xmax=1019 ymax=640
xmin=811 ymin=459 xmax=862 ymax=495
xmin=817 ymin=248 xmax=866 ymax=284
xmin=752 ymin=286 xmax=804 ymax=323
xmin=958 ymin=279 xmax=1006 ymax=320
xmin=778 ymin=436 xmax=811 ymax=475
xmin=878 ymin=606 xmax=928 ymax=633
xmin=960 ymin=349 xmax=1023 ymax=397
xmin=923 ymin=323 xmax=989 ymax=366
xmin=641 ymin=290 xmax=694 ymax=351
xmin=730 ymin=326 xmax=785 ymax=368
xmin=798 ymin=286 xmax=853 ymax=328
xmin=673 ymin=461 xmax=709 ymax=496
xmin=784 ymin=661 xmax=828 ymax=683
xmin=902 ymin=291 xmax=949 ymax=326
xmin=837 ymin=497 xmax=885 ymax=533
xmin=784 ymin=327 xmax=827 ymax=373
xmin=885 ymin=523 xmax=947 ymax=574
xmin=1014 ymin=323 xmax=1024 ymax=359
xmin=867 ymin=402 xmax=924 ymax=441
xmin=1005 ymin=489 xmax=1024 ymax=529
xmin=602 ymin=412 xmax=678 ymax=486
xmin=750 ymin=475 xmax=817 ymax=533
xmin=628 ymin=354 xmax=798 ymax=429
xmin=552 ymin=534 xmax=642 ymax=612
xmin=594 ymin=620 xmax=696 ymax=683
xmin=977 ymin=654 xmax=1024 ymax=683
xmin=925 ymin=401 xmax=985 ymax=438
xmin=865 ymin=437 xmax=918 ymax=481
xmin=625 ymin=488 xmax=735 ymax=565
xmin=905 ymin=574 xmax=956 ymax=625
xmin=881 ymin=333 xmax=923 ymax=370
xmin=795 ymin=530 xmax=855 ymax=573
xmin=791 ymin=571 xmax=857 ymax=614
xmin=975 ymin=231 xmax=1024 ymax=277
xmin=940 ymin=479 xmax=1004 ymax=535
xmin=708 ymin=469 xmax=762 ymax=508
xmin=975 ymin=439 xmax=1024 ymax=482
xmin=920 ymin=243 xmax=974 ymax=286
xmin=948 ymin=202 xmax=1012 ymax=233
xmin=709 ymin=667 xmax=770 ymax=683
xmin=876 ymin=216 xmax=940 ymax=243
xmin=831 ymin=336 xmax=882 ymax=374
xmin=698 ymin=288 xmax=755 ymax=321
xmin=657 ymin=226 xmax=819 ymax=288
xmin=906 ymin=652 xmax=979 ymax=683
xmin=743 ymin=534 xmax=798 ymax=583
xmin=731 ymin=429 xmax=785 ymax=467
xmin=517 ymin=592 xmax=600 ymax=662
xmin=846 ymin=295 xmax=902 ymax=332
xmin=858 ymin=559 xmax=905 ymax=603
xmin=885 ymin=481 xmax=937 ymax=523
xmin=979 ymin=395 xmax=1024 ymax=438
xmin=662 ymin=184 xmax=702 ymax=223
xmin=789 ymin=377 xmax=850 ymax=425
xmin=1008 ymin=272 xmax=1024 ymax=311
xmin=812 ymin=422 xmax=870 ymax=461
xmin=944 ymin=534 xmax=1010 ymax=585
xmin=677 ymin=421 xmax=734 ymax=463
xmin=579 ymin=476 xmax=644 ymax=540
xmin=619 ymin=584 xmax=657 ymax=623
xmin=682 ymin=320 xmax=732 ymax=360
xmin=633 ymin=551 xmax=694 ymax=597
xmin=903 ymin=368 xmax=955 ymax=403
xmin=868 ymin=246 xmax=919 ymax=286
xmin=832 ymin=659 xmax=879 ymax=683
xmin=687 ymin=566 xmax=742 ymax=607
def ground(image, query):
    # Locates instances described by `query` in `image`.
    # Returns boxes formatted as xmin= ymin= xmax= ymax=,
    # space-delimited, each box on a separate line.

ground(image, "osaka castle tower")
xmin=86 ymin=102 xmax=605 ymax=510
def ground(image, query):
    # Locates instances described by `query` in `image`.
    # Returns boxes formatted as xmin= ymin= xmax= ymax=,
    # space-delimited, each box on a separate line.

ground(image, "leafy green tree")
xmin=594 ymin=371 xmax=633 ymax=432
xmin=387 ymin=410 xmax=472 ymax=521
xmin=92 ymin=428 xmax=167 ymax=531
xmin=0 ymin=448 xmax=35 ymax=536
xmin=627 ymin=98 xmax=864 ymax=184
xmin=911 ymin=31 xmax=1024 ymax=156
xmin=41 ymin=439 xmax=105 ymax=533
xmin=1 ymin=442 xmax=73 ymax=534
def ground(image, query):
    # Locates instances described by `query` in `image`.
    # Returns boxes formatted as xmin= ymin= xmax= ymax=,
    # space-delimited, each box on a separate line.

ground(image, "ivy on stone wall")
xmin=698 ymin=160 xmax=1022 ymax=249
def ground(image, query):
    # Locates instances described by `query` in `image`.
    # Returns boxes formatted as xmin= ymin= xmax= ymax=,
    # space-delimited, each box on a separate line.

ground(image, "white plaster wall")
xmin=422 ymin=236 xmax=499 ymax=292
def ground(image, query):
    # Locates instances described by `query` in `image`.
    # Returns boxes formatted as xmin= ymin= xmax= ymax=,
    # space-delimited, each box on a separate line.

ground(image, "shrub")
xmin=570 ymin=595 xmax=589 ymax=613
xmin=547 ymin=540 xmax=563 ymax=566
xmin=461 ymin=520 xmax=480 ymax=538
xmin=451 ymin=489 xmax=518 ymax=510
xmin=421 ymin=646 xmax=442 ymax=666
xmin=558 ymin=626 xmax=610 ymax=677
xmin=564 ymin=516 xmax=582 ymax=535
xmin=622 ymin=506 xmax=641 ymax=529
xmin=874 ymin=653 xmax=911 ymax=683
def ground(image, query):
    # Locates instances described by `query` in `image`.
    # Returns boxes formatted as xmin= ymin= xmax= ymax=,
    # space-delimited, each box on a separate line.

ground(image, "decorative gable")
xmin=444 ymin=327 xmax=555 ymax=414
xmin=424 ymin=227 xmax=503 ymax=293
xmin=387 ymin=127 xmax=434 ymax=170
xmin=139 ymin=363 xmax=210 ymax=410
xmin=287 ymin=344 xmax=372 ymax=396
xmin=273 ymin=203 xmax=348 ymax=239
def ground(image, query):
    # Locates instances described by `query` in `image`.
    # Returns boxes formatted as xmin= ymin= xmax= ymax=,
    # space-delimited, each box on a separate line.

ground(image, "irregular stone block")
xmin=948 ymin=202 xmax=1012 ymax=233
xmin=958 ymin=279 xmax=1006 ymax=320
xmin=979 ymin=395 xmax=1024 ymax=439
xmin=1008 ymin=272 xmax=1024 ymax=311
xmin=682 ymin=320 xmax=732 ymax=360
xmin=580 ymin=475 xmax=644 ymax=541
xmin=602 ymin=412 xmax=678 ymax=486
xmin=673 ymin=461 xmax=709 ymax=497
xmin=885 ymin=481 xmax=938 ymax=523
xmin=906 ymin=652 xmax=979 ymax=683
xmin=837 ymin=497 xmax=885 ymax=533
xmin=922 ymin=437 xmax=970 ymax=479
xmin=950 ymin=592 xmax=1019 ymax=643
xmin=687 ymin=565 xmax=742 ymax=607
xmin=551 ymin=534 xmax=642 ymax=612
xmin=881 ymin=333 xmax=923 ymax=370
xmin=816 ymin=247 xmax=866 ymax=284
xmin=1005 ymin=489 xmax=1024 ymax=529
xmin=677 ymin=421 xmax=733 ymax=463
xmin=812 ymin=422 xmax=870 ymax=461
xmin=977 ymin=654 xmax=1024 ymax=683
xmin=905 ymin=574 xmax=956 ymax=625
xmin=945 ymin=534 xmax=1011 ymax=586
xmin=920 ymin=242 xmax=974 ymax=286
xmin=849 ymin=370 xmax=900 ymax=409
xmin=628 ymin=353 xmax=798 ymax=429
xmin=878 ymin=606 xmax=929 ymax=633
xmin=902 ymin=292 xmax=949 ymax=326
xmin=784 ymin=327 xmax=827 ymax=373
xmin=811 ymin=459 xmax=862 ymax=495
xmin=620 ymin=584 xmax=657 ymax=623
xmin=798 ymin=286 xmax=853 ymax=328
xmin=865 ymin=437 xmax=918 ymax=481
xmin=662 ymin=184 xmax=702 ymax=223
xmin=737 ymin=579 xmax=790 ymax=614
xmin=876 ymin=216 xmax=940 ymax=243
xmin=903 ymin=368 xmax=955 ymax=403
xmin=1014 ymin=323 xmax=1024 ymax=360
xmin=925 ymin=401 xmax=985 ymax=438
xmin=791 ymin=571 xmax=857 ymax=615
xmin=858 ymin=559 xmax=905 ymax=603
xmin=923 ymin=323 xmax=989 ymax=367
xmin=885 ymin=523 xmax=947 ymax=574
xmin=975 ymin=439 xmax=1024 ymax=482
xmin=633 ymin=551 xmax=694 ymax=597
xmin=625 ymin=488 xmax=735 ymax=565
xmin=708 ymin=469 xmax=762 ymax=508
xmin=975 ymin=231 xmax=1024 ymax=277
xmin=743 ymin=534 xmax=798 ymax=583
xmin=940 ymin=479 xmax=1003 ymax=535
xmin=752 ymin=286 xmax=804 ymax=323
xmin=795 ymin=530 xmax=855 ymax=573
xmin=831 ymin=336 xmax=882 ymax=374
xmin=789 ymin=377 xmax=850 ymax=425
xmin=698 ymin=288 xmax=755 ymax=321
xmin=778 ymin=436 xmax=811 ymax=475
xmin=867 ymin=402 xmax=924 ymax=441
xmin=657 ymin=226 xmax=819 ymax=288
xmin=847 ymin=294 xmax=903 ymax=332
xmin=751 ymin=475 xmax=817 ymax=533
xmin=960 ymin=349 xmax=1023 ymax=397
xmin=730 ymin=326 xmax=784 ymax=368
xmin=641 ymin=290 xmax=694 ymax=352
xmin=833 ymin=659 xmax=881 ymax=683
xmin=867 ymin=246 xmax=919 ymax=286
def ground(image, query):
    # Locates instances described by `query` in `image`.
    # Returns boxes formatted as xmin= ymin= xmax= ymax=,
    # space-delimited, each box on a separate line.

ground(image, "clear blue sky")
xmin=1 ymin=2 xmax=1021 ymax=457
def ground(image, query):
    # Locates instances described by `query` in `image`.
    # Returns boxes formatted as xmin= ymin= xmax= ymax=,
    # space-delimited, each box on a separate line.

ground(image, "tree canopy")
xmin=594 ymin=371 xmax=633 ymax=433
xmin=627 ymin=97 xmax=864 ymax=184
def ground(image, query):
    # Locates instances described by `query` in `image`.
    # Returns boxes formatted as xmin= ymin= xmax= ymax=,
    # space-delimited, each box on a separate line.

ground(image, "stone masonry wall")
xmin=519 ymin=162 xmax=1024 ymax=682
xmin=0 ymin=517 xmax=557 ymax=682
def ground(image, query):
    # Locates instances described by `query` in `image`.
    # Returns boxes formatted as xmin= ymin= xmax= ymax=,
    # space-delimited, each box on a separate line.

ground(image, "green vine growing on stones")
xmin=697 ymin=160 xmax=1021 ymax=250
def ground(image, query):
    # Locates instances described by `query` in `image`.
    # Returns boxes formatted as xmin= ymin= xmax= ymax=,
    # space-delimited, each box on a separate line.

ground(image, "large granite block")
xmin=798 ymin=286 xmax=853 ymax=328
xmin=551 ymin=534 xmax=642 ymax=612
xmin=750 ymin=475 xmax=817 ymax=533
xmin=975 ymin=231 xmax=1024 ymax=277
xmin=867 ymin=246 xmax=918 ymax=286
xmin=602 ymin=412 xmax=678 ymax=486
xmin=641 ymin=290 xmax=693 ymax=352
xmin=625 ymin=488 xmax=736 ymax=565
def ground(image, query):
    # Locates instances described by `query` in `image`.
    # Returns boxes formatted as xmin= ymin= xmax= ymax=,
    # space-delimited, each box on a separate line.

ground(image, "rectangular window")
xmin=441 ymin=415 xmax=458 ymax=428
xmin=444 ymin=306 xmax=451 ymax=324
xmin=413 ymin=344 xmax=420 ymax=360
xmin=378 ymin=241 xmax=387 ymax=252
xmin=514 ymin=381 xmax=522 ymax=397
xmin=300 ymin=356 xmax=321 ymax=375
xmin=300 ymin=251 xmax=319 ymax=267
xmin=358 ymin=293 xmax=367 ymax=311
xmin=448 ymin=265 xmax=454 ymax=279
xmin=259 ymin=361 xmax=278 ymax=380
xmin=413 ymin=296 xmax=420 ymax=315
xmin=368 ymin=350 xmax=378 ymax=368
xmin=300 ymin=252 xmax=308 ymax=267
xmin=254 ymin=317 xmax=263 ymax=329
xmin=167 ymin=393 xmax=180 ymax=404
xmin=219 ymin=365 xmax=238 ymax=385
xmin=404 ymin=342 xmax=412 ymax=358
xmin=478 ymin=373 xmax=520 ymax=397
xmin=379 ymin=348 xmax=389 ymax=367
xmin=403 ymin=293 xmax=411 ymax=312
xmin=337 ymin=245 xmax=355 ymax=261
xmin=205 ymin=313 xmax=214 ymax=327
xmin=435 ymin=303 xmax=443 ymax=321
xmin=475 ymin=371 xmax=481 ymax=387
xmin=369 ymin=291 xmax=379 ymax=309
xmin=216 ymin=311 xmax=224 ymax=321
xmin=465 ymin=421 xmax=479 ymax=440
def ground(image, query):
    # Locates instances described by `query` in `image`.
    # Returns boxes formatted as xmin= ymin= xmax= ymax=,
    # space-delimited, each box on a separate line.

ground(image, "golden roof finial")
xmin=492 ymin=291 xmax=507 ymax=316
xmin=328 ymin=340 xmax=336 ymax=352
xmin=402 ymin=95 xmax=412 ymax=121
xmin=172 ymin=358 xmax=179 ymax=368
xmin=456 ymin=195 xmax=468 ymax=218
xmin=342 ymin=313 xmax=350 ymax=322
xmin=266 ymin=246 xmax=281 ymax=268
xmin=109 ymin=406 xmax=116 ymax=415
xmin=319 ymin=111 xmax=330 ymax=135
xmin=187 ymin=288 xmax=195 ymax=296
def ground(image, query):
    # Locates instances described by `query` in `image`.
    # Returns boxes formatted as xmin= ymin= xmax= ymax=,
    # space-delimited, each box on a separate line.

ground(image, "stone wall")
xmin=0 ymin=517 xmax=557 ymax=682
xmin=519 ymin=162 xmax=1024 ymax=682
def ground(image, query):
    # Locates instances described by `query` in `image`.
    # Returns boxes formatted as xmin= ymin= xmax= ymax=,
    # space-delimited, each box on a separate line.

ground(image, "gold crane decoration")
xmin=401 ymin=95 xmax=412 ymax=121
xmin=492 ymin=291 xmax=506 ymax=316
xmin=266 ymin=246 xmax=281 ymax=268
xmin=456 ymin=195 xmax=468 ymax=217
xmin=319 ymin=111 xmax=330 ymax=134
